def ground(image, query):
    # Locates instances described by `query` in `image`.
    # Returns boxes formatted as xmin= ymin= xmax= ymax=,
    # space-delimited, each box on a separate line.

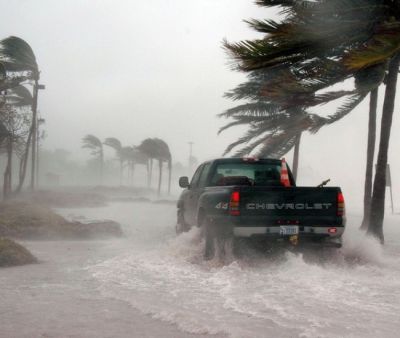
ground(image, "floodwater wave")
xmin=62 ymin=203 xmax=400 ymax=338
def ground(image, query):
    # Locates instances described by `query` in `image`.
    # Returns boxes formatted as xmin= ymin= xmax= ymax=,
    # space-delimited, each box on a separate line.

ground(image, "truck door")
xmin=183 ymin=164 xmax=204 ymax=226
xmin=185 ymin=162 xmax=212 ymax=226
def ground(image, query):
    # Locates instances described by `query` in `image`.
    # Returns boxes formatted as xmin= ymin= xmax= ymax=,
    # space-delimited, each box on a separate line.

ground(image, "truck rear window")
xmin=210 ymin=162 xmax=283 ymax=186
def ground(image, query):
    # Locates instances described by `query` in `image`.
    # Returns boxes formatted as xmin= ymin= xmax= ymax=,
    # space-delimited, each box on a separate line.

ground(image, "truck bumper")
xmin=233 ymin=226 xmax=344 ymax=248
xmin=234 ymin=226 xmax=344 ymax=237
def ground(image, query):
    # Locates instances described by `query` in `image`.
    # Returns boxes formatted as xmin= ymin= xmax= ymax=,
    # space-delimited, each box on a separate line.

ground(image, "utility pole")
xmin=188 ymin=142 xmax=194 ymax=168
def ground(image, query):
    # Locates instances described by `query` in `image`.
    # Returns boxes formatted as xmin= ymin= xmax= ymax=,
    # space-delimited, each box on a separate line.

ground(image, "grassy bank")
xmin=0 ymin=237 xmax=37 ymax=267
xmin=0 ymin=201 xmax=123 ymax=239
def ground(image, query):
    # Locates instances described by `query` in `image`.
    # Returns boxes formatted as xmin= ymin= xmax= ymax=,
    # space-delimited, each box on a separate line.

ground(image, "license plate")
xmin=279 ymin=225 xmax=299 ymax=236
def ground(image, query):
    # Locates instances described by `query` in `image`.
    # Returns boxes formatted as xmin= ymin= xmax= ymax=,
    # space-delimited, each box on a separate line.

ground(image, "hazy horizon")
xmin=1 ymin=0 xmax=399 ymax=209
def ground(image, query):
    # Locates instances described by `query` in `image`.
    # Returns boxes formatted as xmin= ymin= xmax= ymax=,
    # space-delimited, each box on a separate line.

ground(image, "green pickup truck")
xmin=177 ymin=158 xmax=346 ymax=259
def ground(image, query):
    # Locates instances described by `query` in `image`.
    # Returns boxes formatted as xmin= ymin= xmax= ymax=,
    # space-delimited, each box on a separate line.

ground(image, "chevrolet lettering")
xmin=246 ymin=203 xmax=333 ymax=210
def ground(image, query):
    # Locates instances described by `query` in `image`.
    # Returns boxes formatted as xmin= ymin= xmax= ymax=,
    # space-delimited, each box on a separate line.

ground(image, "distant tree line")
xmin=0 ymin=36 xmax=44 ymax=199
xmin=82 ymin=135 xmax=172 ymax=195
xmin=221 ymin=0 xmax=400 ymax=243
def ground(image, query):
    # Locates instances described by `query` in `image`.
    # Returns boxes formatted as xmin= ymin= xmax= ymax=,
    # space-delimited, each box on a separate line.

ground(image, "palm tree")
xmin=120 ymin=146 xmax=149 ymax=186
xmin=221 ymin=59 xmax=383 ymax=183
xmin=0 ymin=107 xmax=30 ymax=198
xmin=360 ymin=88 xmax=378 ymax=229
xmin=137 ymin=138 xmax=159 ymax=189
xmin=137 ymin=138 xmax=172 ymax=195
xmin=119 ymin=146 xmax=144 ymax=186
xmin=153 ymin=138 xmax=172 ymax=195
xmin=367 ymin=54 xmax=400 ymax=242
xmin=104 ymin=137 xmax=124 ymax=185
xmin=82 ymin=134 xmax=104 ymax=183
xmin=5 ymin=85 xmax=33 ymax=193
xmin=1 ymin=36 xmax=40 ymax=191
xmin=223 ymin=0 xmax=398 ymax=241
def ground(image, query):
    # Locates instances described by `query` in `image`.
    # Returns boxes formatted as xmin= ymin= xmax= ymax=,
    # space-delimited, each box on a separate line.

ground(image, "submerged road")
xmin=1 ymin=201 xmax=400 ymax=338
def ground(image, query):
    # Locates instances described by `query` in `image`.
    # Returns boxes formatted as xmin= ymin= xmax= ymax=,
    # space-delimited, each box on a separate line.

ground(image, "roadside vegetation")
xmin=221 ymin=0 xmax=400 ymax=243
xmin=0 ymin=36 xmax=44 ymax=199
xmin=83 ymin=135 xmax=172 ymax=196
xmin=0 ymin=201 xmax=122 ymax=239
xmin=0 ymin=237 xmax=36 ymax=267
xmin=0 ymin=36 xmax=46 ymax=266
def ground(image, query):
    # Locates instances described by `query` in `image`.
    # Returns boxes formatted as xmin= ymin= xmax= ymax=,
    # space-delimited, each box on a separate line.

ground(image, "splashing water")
xmin=61 ymin=203 xmax=400 ymax=338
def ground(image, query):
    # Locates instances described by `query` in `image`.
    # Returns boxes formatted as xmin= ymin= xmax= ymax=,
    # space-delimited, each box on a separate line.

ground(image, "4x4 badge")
xmin=215 ymin=202 xmax=228 ymax=210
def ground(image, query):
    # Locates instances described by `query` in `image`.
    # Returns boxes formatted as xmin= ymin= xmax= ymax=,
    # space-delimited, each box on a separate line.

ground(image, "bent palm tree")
xmin=223 ymin=0 xmax=396 ymax=241
xmin=138 ymin=138 xmax=172 ymax=195
xmin=1 ymin=36 xmax=40 ymax=191
xmin=82 ymin=134 xmax=104 ymax=183
xmin=137 ymin=138 xmax=160 ymax=189
xmin=153 ymin=138 xmax=172 ymax=196
xmin=5 ymin=85 xmax=33 ymax=193
xmin=104 ymin=137 xmax=124 ymax=185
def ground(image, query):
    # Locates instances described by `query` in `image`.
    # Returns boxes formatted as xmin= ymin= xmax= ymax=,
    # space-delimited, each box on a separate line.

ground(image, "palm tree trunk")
xmin=158 ymin=159 xmax=162 ymax=196
xmin=292 ymin=132 xmax=302 ymax=181
xmin=131 ymin=162 xmax=135 ymax=186
xmin=16 ymin=125 xmax=33 ymax=193
xmin=168 ymin=160 xmax=172 ymax=195
xmin=149 ymin=159 xmax=153 ymax=187
xmin=119 ymin=159 xmax=123 ymax=186
xmin=3 ymin=136 xmax=13 ymax=199
xmin=99 ymin=150 xmax=104 ymax=185
xmin=30 ymin=79 xmax=39 ymax=191
xmin=368 ymin=53 xmax=400 ymax=243
xmin=147 ymin=159 xmax=150 ymax=187
xmin=360 ymin=88 xmax=378 ymax=230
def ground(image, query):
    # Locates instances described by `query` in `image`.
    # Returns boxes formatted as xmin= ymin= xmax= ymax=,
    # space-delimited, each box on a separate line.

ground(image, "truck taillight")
xmin=337 ymin=192 xmax=345 ymax=216
xmin=230 ymin=191 xmax=240 ymax=216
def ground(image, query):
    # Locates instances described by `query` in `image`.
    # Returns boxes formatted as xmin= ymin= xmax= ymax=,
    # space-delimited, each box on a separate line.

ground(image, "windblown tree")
xmin=223 ymin=0 xmax=398 ymax=241
xmin=137 ymin=138 xmax=172 ymax=195
xmin=120 ymin=146 xmax=149 ymax=186
xmin=5 ymin=85 xmax=34 ymax=193
xmin=0 ymin=36 xmax=41 ymax=191
xmin=219 ymin=85 xmax=327 ymax=180
xmin=0 ymin=104 xmax=31 ymax=198
xmin=221 ymin=64 xmax=384 ymax=181
xmin=82 ymin=135 xmax=104 ymax=183
xmin=120 ymin=146 xmax=135 ymax=185
xmin=104 ymin=137 xmax=124 ymax=185
xmin=137 ymin=138 xmax=159 ymax=188
xmin=154 ymin=138 xmax=172 ymax=195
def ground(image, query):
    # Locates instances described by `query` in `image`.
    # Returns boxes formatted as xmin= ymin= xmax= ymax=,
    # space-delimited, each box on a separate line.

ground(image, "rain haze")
xmin=1 ymin=0 xmax=399 ymax=207
xmin=1 ymin=1 xmax=400 ymax=338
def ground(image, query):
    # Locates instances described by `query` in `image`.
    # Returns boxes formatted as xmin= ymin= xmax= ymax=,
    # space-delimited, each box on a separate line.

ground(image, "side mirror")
xmin=179 ymin=176 xmax=190 ymax=188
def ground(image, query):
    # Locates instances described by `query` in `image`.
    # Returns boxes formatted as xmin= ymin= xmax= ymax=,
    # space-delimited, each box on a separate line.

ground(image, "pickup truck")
xmin=177 ymin=158 xmax=345 ymax=259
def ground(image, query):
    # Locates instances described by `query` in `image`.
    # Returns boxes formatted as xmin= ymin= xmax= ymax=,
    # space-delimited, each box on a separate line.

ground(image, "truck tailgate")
xmin=238 ymin=186 xmax=342 ymax=226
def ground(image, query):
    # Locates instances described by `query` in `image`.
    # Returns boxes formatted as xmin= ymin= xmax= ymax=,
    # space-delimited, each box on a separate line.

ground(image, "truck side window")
xmin=190 ymin=165 xmax=203 ymax=189
xmin=198 ymin=163 xmax=212 ymax=188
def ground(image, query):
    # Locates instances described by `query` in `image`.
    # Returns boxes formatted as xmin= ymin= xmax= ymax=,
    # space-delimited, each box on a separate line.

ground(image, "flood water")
xmin=1 ymin=201 xmax=400 ymax=338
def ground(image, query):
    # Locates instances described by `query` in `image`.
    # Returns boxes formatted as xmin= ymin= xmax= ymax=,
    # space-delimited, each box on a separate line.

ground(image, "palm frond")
xmin=0 ymin=36 xmax=38 ymax=74
xmin=82 ymin=134 xmax=103 ymax=156
xmin=104 ymin=137 xmax=122 ymax=153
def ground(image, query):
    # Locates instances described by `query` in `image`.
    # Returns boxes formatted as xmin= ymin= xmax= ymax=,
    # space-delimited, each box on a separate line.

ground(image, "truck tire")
xmin=204 ymin=217 xmax=215 ymax=260
xmin=203 ymin=217 xmax=233 ymax=260
xmin=176 ymin=209 xmax=190 ymax=234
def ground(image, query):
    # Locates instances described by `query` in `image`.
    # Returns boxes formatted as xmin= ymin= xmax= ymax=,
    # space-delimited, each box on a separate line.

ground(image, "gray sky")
xmin=1 ymin=0 xmax=399 ymax=208
xmin=1 ymin=0 xmax=268 ymax=161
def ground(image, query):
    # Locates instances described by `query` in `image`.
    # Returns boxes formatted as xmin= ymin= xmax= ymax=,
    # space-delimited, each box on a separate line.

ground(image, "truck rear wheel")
xmin=203 ymin=217 xmax=233 ymax=261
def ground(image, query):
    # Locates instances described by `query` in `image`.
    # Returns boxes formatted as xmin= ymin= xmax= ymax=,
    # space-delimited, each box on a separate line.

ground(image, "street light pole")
xmin=188 ymin=142 xmax=194 ymax=168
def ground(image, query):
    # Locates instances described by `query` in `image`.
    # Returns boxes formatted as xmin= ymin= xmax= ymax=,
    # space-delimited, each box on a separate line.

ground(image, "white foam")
xmin=84 ymin=203 xmax=400 ymax=338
